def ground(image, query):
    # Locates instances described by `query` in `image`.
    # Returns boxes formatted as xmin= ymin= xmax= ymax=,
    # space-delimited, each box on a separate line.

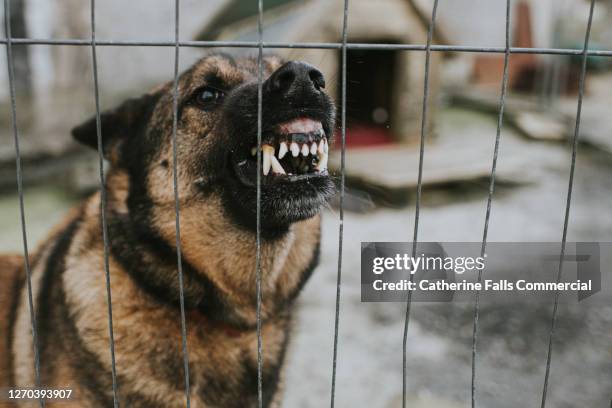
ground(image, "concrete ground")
xmin=281 ymin=107 xmax=612 ymax=407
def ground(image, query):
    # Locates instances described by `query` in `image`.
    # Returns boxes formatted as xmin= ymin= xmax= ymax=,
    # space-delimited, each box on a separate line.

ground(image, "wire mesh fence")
xmin=1 ymin=0 xmax=600 ymax=407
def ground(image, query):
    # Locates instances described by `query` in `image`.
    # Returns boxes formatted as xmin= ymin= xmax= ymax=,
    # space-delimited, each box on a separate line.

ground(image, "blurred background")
xmin=1 ymin=0 xmax=611 ymax=406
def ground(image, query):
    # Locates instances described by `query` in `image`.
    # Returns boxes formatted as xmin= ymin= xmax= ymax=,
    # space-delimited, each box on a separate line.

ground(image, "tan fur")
xmin=0 ymin=254 xmax=23 ymax=408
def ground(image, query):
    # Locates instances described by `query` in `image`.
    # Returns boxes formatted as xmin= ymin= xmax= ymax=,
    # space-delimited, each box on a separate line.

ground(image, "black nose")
xmin=265 ymin=61 xmax=325 ymax=95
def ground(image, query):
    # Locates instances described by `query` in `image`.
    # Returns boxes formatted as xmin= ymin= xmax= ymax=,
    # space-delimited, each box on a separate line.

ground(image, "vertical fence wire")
xmin=329 ymin=1 xmax=349 ymax=407
xmin=541 ymin=1 xmax=595 ymax=406
xmin=470 ymin=1 xmax=511 ymax=407
xmin=402 ymin=0 xmax=439 ymax=406
xmin=2 ymin=1 xmax=44 ymax=406
xmin=170 ymin=0 xmax=192 ymax=406
xmin=89 ymin=0 xmax=119 ymax=406
xmin=256 ymin=0 xmax=264 ymax=406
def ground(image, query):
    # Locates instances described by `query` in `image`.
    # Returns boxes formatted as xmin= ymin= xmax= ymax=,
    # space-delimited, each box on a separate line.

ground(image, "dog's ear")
xmin=71 ymin=93 xmax=158 ymax=158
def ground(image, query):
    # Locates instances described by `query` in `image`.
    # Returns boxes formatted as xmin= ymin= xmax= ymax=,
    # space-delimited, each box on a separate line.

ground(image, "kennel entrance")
xmin=341 ymin=43 xmax=398 ymax=146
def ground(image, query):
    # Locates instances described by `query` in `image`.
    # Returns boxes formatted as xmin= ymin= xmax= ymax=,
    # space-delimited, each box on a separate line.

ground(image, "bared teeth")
xmin=253 ymin=135 xmax=329 ymax=177
xmin=270 ymin=155 xmax=286 ymax=174
xmin=310 ymin=142 xmax=318 ymax=155
xmin=290 ymin=142 xmax=300 ymax=157
xmin=317 ymin=152 xmax=328 ymax=172
xmin=262 ymin=144 xmax=274 ymax=176
xmin=278 ymin=142 xmax=288 ymax=159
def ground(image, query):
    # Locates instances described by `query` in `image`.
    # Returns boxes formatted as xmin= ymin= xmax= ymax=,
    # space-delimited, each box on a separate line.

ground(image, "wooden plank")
xmin=329 ymin=142 xmax=527 ymax=191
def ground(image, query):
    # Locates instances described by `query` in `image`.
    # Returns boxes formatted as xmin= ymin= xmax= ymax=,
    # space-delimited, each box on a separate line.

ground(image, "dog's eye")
xmin=193 ymin=87 xmax=225 ymax=110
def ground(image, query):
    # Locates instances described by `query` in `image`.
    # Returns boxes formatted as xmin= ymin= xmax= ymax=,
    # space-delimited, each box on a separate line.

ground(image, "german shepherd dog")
xmin=0 ymin=55 xmax=335 ymax=407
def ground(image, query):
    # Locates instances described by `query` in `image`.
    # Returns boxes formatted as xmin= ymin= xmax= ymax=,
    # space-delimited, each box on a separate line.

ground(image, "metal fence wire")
xmin=1 ymin=0 xmax=599 ymax=407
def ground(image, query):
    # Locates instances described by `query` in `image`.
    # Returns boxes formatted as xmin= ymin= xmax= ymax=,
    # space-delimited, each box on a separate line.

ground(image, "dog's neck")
xmin=105 ymin=172 xmax=321 ymax=329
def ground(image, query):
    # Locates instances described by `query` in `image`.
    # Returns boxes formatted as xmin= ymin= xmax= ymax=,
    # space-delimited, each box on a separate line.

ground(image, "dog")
xmin=0 ymin=54 xmax=335 ymax=407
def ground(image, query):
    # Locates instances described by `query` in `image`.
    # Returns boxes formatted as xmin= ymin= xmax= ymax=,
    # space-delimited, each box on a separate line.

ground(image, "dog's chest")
xmin=154 ymin=318 xmax=289 ymax=408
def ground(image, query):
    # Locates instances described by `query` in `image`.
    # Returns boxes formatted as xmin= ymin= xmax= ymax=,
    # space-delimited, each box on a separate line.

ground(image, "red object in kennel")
xmin=335 ymin=124 xmax=395 ymax=148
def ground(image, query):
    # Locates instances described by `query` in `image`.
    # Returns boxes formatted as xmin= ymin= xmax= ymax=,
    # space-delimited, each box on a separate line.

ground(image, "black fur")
xmin=214 ymin=62 xmax=336 ymax=230
xmin=71 ymin=93 xmax=161 ymax=160
xmin=35 ymin=215 xmax=116 ymax=405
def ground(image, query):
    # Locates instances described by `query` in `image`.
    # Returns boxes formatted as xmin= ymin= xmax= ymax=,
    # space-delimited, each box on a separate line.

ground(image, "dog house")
xmin=198 ymin=0 xmax=447 ymax=144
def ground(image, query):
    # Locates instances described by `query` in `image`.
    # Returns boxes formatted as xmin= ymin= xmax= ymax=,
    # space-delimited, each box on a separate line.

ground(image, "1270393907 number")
xmin=4 ymin=388 xmax=73 ymax=401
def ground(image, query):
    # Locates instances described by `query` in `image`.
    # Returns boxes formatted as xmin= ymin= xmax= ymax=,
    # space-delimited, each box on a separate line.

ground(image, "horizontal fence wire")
xmin=89 ymin=0 xmax=120 ymax=406
xmin=329 ymin=0 xmax=349 ymax=407
xmin=2 ymin=0 xmax=44 ymax=406
xmin=1 ymin=38 xmax=612 ymax=56
xmin=470 ymin=0 xmax=512 ymax=407
xmin=402 ymin=1 xmax=439 ymax=407
xmin=541 ymin=1 xmax=596 ymax=407
xmin=170 ymin=0 xmax=192 ymax=406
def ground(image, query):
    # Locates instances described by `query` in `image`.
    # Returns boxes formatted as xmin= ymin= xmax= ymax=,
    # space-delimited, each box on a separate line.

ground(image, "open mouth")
xmin=234 ymin=117 xmax=329 ymax=185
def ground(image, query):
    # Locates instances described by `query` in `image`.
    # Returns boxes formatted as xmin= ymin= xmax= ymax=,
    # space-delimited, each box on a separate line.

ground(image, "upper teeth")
xmin=278 ymin=142 xmax=288 ymax=159
xmin=262 ymin=145 xmax=274 ymax=176
xmin=290 ymin=142 xmax=300 ymax=157
xmin=252 ymin=136 xmax=329 ymax=176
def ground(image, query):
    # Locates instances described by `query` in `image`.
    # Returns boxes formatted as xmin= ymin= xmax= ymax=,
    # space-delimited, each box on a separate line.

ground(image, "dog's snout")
xmin=266 ymin=61 xmax=325 ymax=95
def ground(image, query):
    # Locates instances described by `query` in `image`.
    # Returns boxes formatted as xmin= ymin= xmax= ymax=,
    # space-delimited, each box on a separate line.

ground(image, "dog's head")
xmin=72 ymin=54 xmax=335 ymax=233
